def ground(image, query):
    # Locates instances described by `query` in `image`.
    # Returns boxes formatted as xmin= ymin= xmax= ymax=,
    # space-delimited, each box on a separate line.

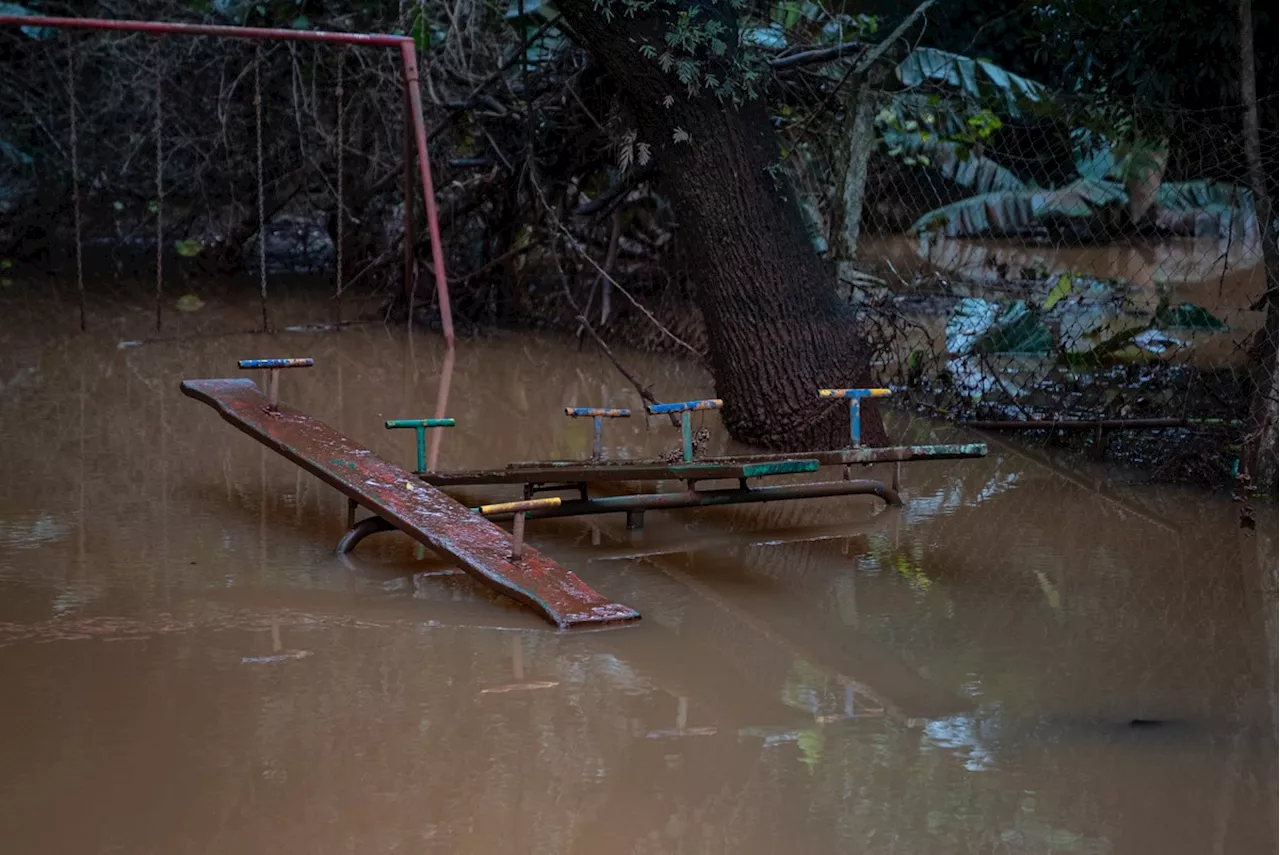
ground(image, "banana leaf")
xmin=896 ymin=47 xmax=1046 ymax=117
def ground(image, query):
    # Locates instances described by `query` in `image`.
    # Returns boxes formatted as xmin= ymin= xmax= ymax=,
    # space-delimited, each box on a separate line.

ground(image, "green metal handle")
xmin=385 ymin=418 xmax=456 ymax=472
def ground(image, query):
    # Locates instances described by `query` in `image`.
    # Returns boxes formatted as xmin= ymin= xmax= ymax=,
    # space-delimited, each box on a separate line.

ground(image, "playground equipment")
xmin=182 ymin=358 xmax=986 ymax=628
xmin=0 ymin=13 xmax=455 ymax=343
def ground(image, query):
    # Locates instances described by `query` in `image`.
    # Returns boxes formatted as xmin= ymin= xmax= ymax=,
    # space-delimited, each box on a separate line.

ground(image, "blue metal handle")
xmin=564 ymin=407 xmax=631 ymax=418
xmin=818 ymin=388 xmax=892 ymax=447
xmin=237 ymin=358 xmax=314 ymax=409
xmin=568 ymin=407 xmax=632 ymax=460
xmin=238 ymin=358 xmax=314 ymax=369
xmin=646 ymin=399 xmax=721 ymax=462
xmin=565 ymin=406 xmax=631 ymax=460
xmin=646 ymin=399 xmax=722 ymax=415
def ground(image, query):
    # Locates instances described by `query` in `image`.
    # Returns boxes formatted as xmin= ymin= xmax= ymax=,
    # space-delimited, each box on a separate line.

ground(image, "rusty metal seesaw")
xmin=181 ymin=360 xmax=640 ymax=630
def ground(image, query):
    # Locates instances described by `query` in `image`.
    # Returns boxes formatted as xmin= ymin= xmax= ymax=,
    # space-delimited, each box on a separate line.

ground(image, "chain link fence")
xmin=827 ymin=81 xmax=1278 ymax=488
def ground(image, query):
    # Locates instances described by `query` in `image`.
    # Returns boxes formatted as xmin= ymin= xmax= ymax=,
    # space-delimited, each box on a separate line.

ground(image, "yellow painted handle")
xmin=818 ymin=388 xmax=893 ymax=398
xmin=478 ymin=497 xmax=563 ymax=515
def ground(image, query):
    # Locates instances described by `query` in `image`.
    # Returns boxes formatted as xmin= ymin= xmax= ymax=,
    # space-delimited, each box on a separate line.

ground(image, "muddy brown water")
xmin=0 ymin=295 xmax=1276 ymax=854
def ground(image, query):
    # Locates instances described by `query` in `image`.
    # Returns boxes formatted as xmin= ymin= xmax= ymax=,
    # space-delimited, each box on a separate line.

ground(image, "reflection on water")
xmin=0 ymin=298 xmax=1275 ymax=854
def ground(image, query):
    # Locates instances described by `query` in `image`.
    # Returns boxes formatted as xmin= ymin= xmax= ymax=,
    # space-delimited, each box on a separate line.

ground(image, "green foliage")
xmin=896 ymin=47 xmax=1046 ymax=118
xmin=590 ymin=0 xmax=778 ymax=103
xmin=945 ymin=298 xmax=1052 ymax=355
xmin=893 ymin=47 xmax=1257 ymax=240
xmin=1042 ymin=273 xmax=1072 ymax=310
xmin=409 ymin=9 xmax=448 ymax=52
xmin=173 ymin=239 xmax=204 ymax=258
xmin=881 ymin=127 xmax=1022 ymax=193
xmin=1026 ymin=0 xmax=1270 ymax=125
xmin=915 ymin=181 xmax=1129 ymax=237
xmin=1153 ymin=300 xmax=1227 ymax=332
xmin=1156 ymin=180 xmax=1254 ymax=216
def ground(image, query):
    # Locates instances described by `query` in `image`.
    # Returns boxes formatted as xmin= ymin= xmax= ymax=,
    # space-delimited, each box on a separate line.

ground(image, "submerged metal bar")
xmin=336 ymin=496 xmax=562 ymax=556
xmin=479 ymin=478 xmax=901 ymax=522
xmin=237 ymin=358 xmax=315 ymax=369
xmin=424 ymin=458 xmax=819 ymax=486
xmin=477 ymin=496 xmax=563 ymax=516
xmin=337 ymin=514 xmax=396 ymax=554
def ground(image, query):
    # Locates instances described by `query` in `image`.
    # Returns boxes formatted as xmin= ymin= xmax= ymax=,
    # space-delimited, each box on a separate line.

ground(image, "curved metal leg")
xmin=336 ymin=514 xmax=397 ymax=554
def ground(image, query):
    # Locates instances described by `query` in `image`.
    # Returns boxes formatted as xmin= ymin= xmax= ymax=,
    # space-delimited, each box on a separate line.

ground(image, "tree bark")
xmin=835 ymin=67 xmax=887 ymax=299
xmin=1238 ymin=0 xmax=1278 ymax=493
xmin=553 ymin=0 xmax=887 ymax=449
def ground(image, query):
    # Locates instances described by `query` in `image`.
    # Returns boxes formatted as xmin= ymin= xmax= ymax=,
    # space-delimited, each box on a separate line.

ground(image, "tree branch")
xmin=769 ymin=42 xmax=866 ymax=71
xmin=571 ymin=163 xmax=657 ymax=217
xmin=854 ymin=0 xmax=936 ymax=75
xmin=767 ymin=0 xmax=935 ymax=73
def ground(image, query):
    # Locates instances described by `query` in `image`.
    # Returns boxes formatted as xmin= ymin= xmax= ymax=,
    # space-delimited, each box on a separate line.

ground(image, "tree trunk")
xmin=835 ymin=68 xmax=887 ymax=297
xmin=554 ymin=0 xmax=888 ymax=449
xmin=1238 ymin=0 xmax=1278 ymax=493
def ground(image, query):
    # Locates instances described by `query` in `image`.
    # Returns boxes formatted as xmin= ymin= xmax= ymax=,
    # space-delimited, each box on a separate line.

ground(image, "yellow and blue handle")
xmin=645 ymin=399 xmax=723 ymax=462
xmin=237 ymin=358 xmax=314 ymax=370
xmin=565 ymin=406 xmax=631 ymax=459
xmin=818 ymin=388 xmax=892 ymax=446
xmin=237 ymin=357 xmax=314 ymax=409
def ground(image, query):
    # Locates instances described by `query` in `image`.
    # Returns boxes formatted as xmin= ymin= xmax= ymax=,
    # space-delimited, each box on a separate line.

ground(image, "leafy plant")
xmin=173 ymin=238 xmax=204 ymax=258
xmin=945 ymin=298 xmax=1052 ymax=355
xmin=896 ymin=47 xmax=1046 ymax=118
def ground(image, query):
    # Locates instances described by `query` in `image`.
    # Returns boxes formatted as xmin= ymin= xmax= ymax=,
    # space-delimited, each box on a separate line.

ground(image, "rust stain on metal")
xmin=180 ymin=378 xmax=639 ymax=629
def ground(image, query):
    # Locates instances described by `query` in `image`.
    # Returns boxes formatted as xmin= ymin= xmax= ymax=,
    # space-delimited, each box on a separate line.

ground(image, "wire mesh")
xmin=0 ymin=25 xmax=411 ymax=330
xmin=821 ymin=83 xmax=1278 ymax=488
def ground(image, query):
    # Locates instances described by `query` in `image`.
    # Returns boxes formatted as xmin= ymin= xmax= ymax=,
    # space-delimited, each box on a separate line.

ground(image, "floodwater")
xmin=861 ymin=234 xmax=1267 ymax=369
xmin=0 ymin=293 xmax=1276 ymax=854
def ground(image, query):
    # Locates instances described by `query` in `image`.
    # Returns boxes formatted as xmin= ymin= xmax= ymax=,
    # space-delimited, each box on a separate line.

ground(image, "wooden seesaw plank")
xmin=180 ymin=378 xmax=640 ymax=630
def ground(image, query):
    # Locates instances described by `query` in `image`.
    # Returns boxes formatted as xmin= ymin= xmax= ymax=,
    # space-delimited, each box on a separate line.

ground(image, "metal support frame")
xmin=337 ymin=496 xmax=563 ymax=557
xmin=479 ymin=478 xmax=901 ymax=523
xmin=0 ymin=13 xmax=456 ymax=349
xmin=386 ymin=417 xmax=456 ymax=472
